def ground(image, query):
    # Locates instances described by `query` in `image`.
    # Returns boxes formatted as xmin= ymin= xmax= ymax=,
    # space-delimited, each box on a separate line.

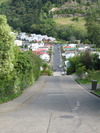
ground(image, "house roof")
xmin=63 ymin=46 xmax=71 ymax=49
xmin=64 ymin=48 xmax=78 ymax=51
xmin=45 ymin=44 xmax=51 ymax=47
xmin=32 ymin=51 xmax=48 ymax=56
xmin=39 ymin=51 xmax=48 ymax=55
xmin=37 ymin=49 xmax=48 ymax=51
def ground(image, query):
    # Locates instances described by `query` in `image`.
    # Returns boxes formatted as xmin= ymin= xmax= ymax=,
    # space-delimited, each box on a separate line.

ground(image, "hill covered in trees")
xmin=0 ymin=0 xmax=95 ymax=33
xmin=0 ymin=0 xmax=99 ymax=47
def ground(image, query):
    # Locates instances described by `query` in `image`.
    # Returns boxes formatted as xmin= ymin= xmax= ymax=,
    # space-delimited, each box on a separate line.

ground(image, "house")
xmin=18 ymin=32 xmax=56 ymax=42
xmin=45 ymin=44 xmax=51 ymax=49
xmin=39 ymin=54 xmax=50 ymax=62
xmin=69 ymin=44 xmax=77 ymax=48
xmin=32 ymin=51 xmax=48 ymax=56
xmin=38 ymin=47 xmax=49 ymax=51
xmin=14 ymin=40 xmax=22 ymax=46
xmin=64 ymin=47 xmax=78 ymax=51
xmin=63 ymin=46 xmax=72 ymax=51
xmin=65 ymin=53 xmax=75 ymax=59
xmin=31 ymin=43 xmax=39 ymax=51
xmin=63 ymin=46 xmax=71 ymax=49
xmin=37 ymin=49 xmax=48 ymax=53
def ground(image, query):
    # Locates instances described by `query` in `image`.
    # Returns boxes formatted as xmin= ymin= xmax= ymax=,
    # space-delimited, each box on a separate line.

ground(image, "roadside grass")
xmin=75 ymin=71 xmax=100 ymax=84
xmin=94 ymin=89 xmax=100 ymax=95
xmin=53 ymin=17 xmax=86 ymax=29
xmin=0 ymin=91 xmax=22 ymax=104
xmin=76 ymin=78 xmax=91 ymax=84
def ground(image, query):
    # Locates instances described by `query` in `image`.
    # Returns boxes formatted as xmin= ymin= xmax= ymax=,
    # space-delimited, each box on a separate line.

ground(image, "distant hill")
xmin=0 ymin=0 xmax=97 ymax=35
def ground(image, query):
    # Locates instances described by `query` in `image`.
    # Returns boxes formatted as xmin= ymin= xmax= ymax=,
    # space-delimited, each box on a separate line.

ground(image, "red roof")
xmin=39 ymin=51 xmax=48 ymax=55
xmin=63 ymin=46 xmax=71 ymax=49
xmin=37 ymin=49 xmax=48 ymax=51
xmin=32 ymin=51 xmax=48 ymax=56
xmin=45 ymin=44 xmax=51 ymax=47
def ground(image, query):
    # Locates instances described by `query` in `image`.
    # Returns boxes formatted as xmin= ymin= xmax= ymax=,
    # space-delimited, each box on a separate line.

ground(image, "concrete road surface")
xmin=0 ymin=76 xmax=100 ymax=133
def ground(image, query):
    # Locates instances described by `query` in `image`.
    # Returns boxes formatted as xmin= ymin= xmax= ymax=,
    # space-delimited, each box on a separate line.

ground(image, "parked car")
xmin=59 ymin=65 xmax=62 ymax=68
xmin=61 ymin=71 xmax=66 ymax=75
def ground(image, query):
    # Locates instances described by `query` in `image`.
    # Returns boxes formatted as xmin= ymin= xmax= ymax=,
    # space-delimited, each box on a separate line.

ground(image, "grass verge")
xmin=76 ymin=79 xmax=91 ymax=84
xmin=76 ymin=71 xmax=100 ymax=84
xmin=93 ymin=89 xmax=100 ymax=95
xmin=0 ymin=91 xmax=22 ymax=104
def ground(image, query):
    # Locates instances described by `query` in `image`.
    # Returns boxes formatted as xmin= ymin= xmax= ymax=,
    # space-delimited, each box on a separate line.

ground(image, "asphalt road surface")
xmin=0 ymin=76 xmax=100 ymax=133
xmin=53 ymin=44 xmax=63 ymax=73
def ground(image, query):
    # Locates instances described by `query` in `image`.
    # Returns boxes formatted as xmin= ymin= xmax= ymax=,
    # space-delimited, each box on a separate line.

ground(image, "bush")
xmin=67 ymin=55 xmax=81 ymax=74
xmin=72 ymin=17 xmax=79 ymax=22
xmin=41 ymin=70 xmax=52 ymax=76
xmin=86 ymin=69 xmax=94 ymax=80
xmin=76 ymin=66 xmax=86 ymax=79
xmin=84 ymin=39 xmax=91 ymax=44
xmin=0 ymin=50 xmax=41 ymax=101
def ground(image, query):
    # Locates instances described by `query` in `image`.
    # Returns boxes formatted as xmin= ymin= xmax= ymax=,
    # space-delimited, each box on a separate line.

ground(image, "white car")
xmin=59 ymin=65 xmax=62 ymax=68
xmin=61 ymin=71 xmax=66 ymax=75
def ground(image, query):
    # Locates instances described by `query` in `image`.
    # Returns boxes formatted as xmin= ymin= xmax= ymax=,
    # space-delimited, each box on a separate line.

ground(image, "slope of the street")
xmin=0 ymin=75 xmax=100 ymax=133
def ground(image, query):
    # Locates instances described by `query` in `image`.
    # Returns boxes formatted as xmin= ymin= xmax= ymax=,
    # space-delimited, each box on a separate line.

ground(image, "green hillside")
xmin=0 ymin=0 xmax=12 ymax=5
xmin=0 ymin=0 xmax=99 ymax=46
xmin=53 ymin=17 xmax=86 ymax=29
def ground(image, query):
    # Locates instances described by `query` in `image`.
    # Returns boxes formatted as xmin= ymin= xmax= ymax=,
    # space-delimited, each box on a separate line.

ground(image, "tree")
xmin=85 ymin=1 xmax=100 ymax=47
xmin=0 ymin=15 xmax=17 ymax=98
xmin=0 ymin=15 xmax=15 ymax=76
xmin=80 ymin=50 xmax=93 ymax=69
xmin=76 ymin=65 xmax=86 ymax=79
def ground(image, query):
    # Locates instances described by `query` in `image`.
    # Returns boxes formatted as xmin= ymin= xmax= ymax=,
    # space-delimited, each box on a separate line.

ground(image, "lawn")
xmin=76 ymin=71 xmax=100 ymax=84
xmin=53 ymin=17 xmax=86 ymax=29
xmin=94 ymin=89 xmax=100 ymax=95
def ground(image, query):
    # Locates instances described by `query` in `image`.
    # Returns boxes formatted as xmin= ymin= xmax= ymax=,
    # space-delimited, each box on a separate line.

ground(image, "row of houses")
xmin=17 ymin=32 xmax=56 ymax=42
xmin=14 ymin=33 xmax=55 ymax=62
xmin=32 ymin=43 xmax=51 ymax=62
xmin=62 ymin=44 xmax=77 ymax=69
xmin=62 ymin=43 xmax=88 ymax=68
xmin=62 ymin=43 xmax=100 ymax=69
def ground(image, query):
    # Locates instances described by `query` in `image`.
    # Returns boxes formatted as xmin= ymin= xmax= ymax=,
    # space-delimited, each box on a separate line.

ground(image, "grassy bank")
xmin=53 ymin=17 xmax=86 ymax=29
xmin=76 ymin=71 xmax=100 ymax=84
xmin=0 ymin=91 xmax=22 ymax=104
xmin=94 ymin=89 xmax=100 ymax=95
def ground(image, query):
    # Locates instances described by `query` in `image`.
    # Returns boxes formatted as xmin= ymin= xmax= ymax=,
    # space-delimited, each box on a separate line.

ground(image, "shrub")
xmin=72 ymin=17 xmax=79 ymax=22
xmin=41 ymin=70 xmax=52 ymax=76
xmin=86 ymin=69 xmax=94 ymax=80
xmin=76 ymin=66 xmax=86 ymax=79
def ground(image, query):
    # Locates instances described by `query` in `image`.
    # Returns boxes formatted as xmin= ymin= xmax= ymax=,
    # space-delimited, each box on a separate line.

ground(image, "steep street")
xmin=0 ymin=75 xmax=100 ymax=133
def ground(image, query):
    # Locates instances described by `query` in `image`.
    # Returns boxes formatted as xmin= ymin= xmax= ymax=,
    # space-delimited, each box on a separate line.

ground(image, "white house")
xmin=65 ymin=53 xmax=75 ymax=59
xmin=30 ymin=43 xmax=39 ymax=51
xmin=39 ymin=54 xmax=50 ymax=62
xmin=18 ymin=32 xmax=56 ymax=42
xmin=69 ymin=44 xmax=77 ymax=48
xmin=14 ymin=40 xmax=22 ymax=46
